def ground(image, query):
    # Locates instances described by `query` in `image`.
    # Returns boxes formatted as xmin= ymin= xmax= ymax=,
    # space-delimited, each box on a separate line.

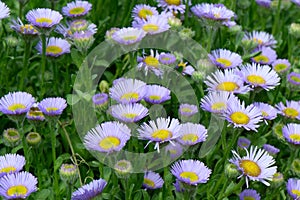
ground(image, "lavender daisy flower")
xmin=109 ymin=78 xmax=146 ymax=104
xmin=38 ymin=97 xmax=67 ymax=116
xmin=263 ymin=144 xmax=280 ymax=155
xmin=26 ymin=8 xmax=63 ymax=29
xmin=56 ymin=19 xmax=97 ymax=38
xmin=112 ymin=77 xmax=126 ymax=86
xmin=138 ymin=117 xmax=182 ymax=152
xmin=132 ymin=4 xmax=158 ymax=20
xmin=26 ymin=104 xmax=45 ymax=121
xmin=205 ymin=69 xmax=250 ymax=94
xmin=176 ymin=60 xmax=195 ymax=75
xmin=287 ymin=178 xmax=300 ymax=199
xmin=283 ymin=123 xmax=300 ymax=145
xmin=200 ymin=91 xmax=238 ymax=114
xmin=110 ymin=103 xmax=148 ymax=123
xmin=159 ymin=53 xmax=177 ymax=65
xmin=62 ymin=1 xmax=92 ymax=18
xmin=171 ymin=159 xmax=212 ymax=185
xmin=11 ymin=18 xmax=38 ymax=35
xmin=291 ymin=0 xmax=300 ymax=6
xmin=144 ymin=85 xmax=171 ymax=104
xmin=240 ymin=63 xmax=280 ymax=90
xmin=112 ymin=27 xmax=146 ymax=45
xmin=0 ymin=1 xmax=9 ymax=19
xmin=72 ymin=30 xmax=95 ymax=51
xmin=272 ymin=59 xmax=291 ymax=73
xmin=230 ymin=146 xmax=277 ymax=187
xmin=0 ymin=154 xmax=25 ymax=178
xmin=143 ymin=171 xmax=164 ymax=189
xmin=177 ymin=123 xmax=207 ymax=146
xmin=288 ymin=72 xmax=300 ymax=86
xmin=179 ymin=104 xmax=198 ymax=117
xmin=0 ymin=171 xmax=38 ymax=199
xmin=225 ymin=100 xmax=262 ymax=132
xmin=133 ymin=14 xmax=170 ymax=35
xmin=208 ymin=49 xmax=242 ymax=69
xmin=92 ymin=93 xmax=109 ymax=106
xmin=256 ymin=0 xmax=272 ymax=8
xmin=242 ymin=31 xmax=277 ymax=48
xmin=36 ymin=37 xmax=71 ymax=57
xmin=239 ymin=189 xmax=261 ymax=200
xmin=137 ymin=49 xmax=163 ymax=76
xmin=157 ymin=0 xmax=186 ymax=14
xmin=251 ymin=47 xmax=277 ymax=65
xmin=165 ymin=143 xmax=183 ymax=159
xmin=0 ymin=91 xmax=35 ymax=115
xmin=253 ymin=102 xmax=278 ymax=123
xmin=237 ymin=137 xmax=251 ymax=149
xmin=276 ymin=100 xmax=300 ymax=120
xmin=84 ymin=121 xmax=131 ymax=153
xmin=72 ymin=179 xmax=107 ymax=200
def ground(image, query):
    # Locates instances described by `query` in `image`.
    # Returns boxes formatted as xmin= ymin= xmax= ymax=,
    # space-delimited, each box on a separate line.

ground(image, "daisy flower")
xmin=240 ymin=63 xmax=280 ymax=90
xmin=225 ymin=100 xmax=262 ymax=131
xmin=84 ymin=121 xmax=131 ymax=153
xmin=276 ymin=100 xmax=300 ymax=120
xmin=110 ymin=103 xmax=148 ymax=123
xmin=230 ymin=146 xmax=277 ymax=187
xmin=165 ymin=143 xmax=183 ymax=159
xmin=11 ymin=18 xmax=38 ymax=35
xmin=132 ymin=4 xmax=158 ymax=20
xmin=56 ymin=19 xmax=97 ymax=38
xmin=26 ymin=104 xmax=45 ymax=121
xmin=0 ymin=154 xmax=25 ymax=178
xmin=72 ymin=178 xmax=107 ymax=200
xmin=62 ymin=1 xmax=92 ymax=18
xmin=177 ymin=123 xmax=207 ymax=146
xmin=92 ymin=93 xmax=109 ymax=106
xmin=171 ymin=159 xmax=212 ymax=185
xmin=157 ymin=0 xmax=186 ymax=14
xmin=256 ymin=0 xmax=272 ymax=8
xmin=287 ymin=178 xmax=300 ymax=199
xmin=0 ymin=91 xmax=35 ymax=115
xmin=159 ymin=53 xmax=177 ymax=65
xmin=0 ymin=1 xmax=9 ymax=19
xmin=208 ymin=49 xmax=242 ymax=69
xmin=36 ymin=37 xmax=71 ymax=57
xmin=288 ymin=72 xmax=300 ymax=86
xmin=109 ymin=78 xmax=146 ymax=104
xmin=178 ymin=104 xmax=198 ymax=117
xmin=237 ymin=137 xmax=251 ymax=149
xmin=0 ymin=171 xmax=38 ymax=199
xmin=204 ymin=69 xmax=250 ymax=94
xmin=263 ymin=144 xmax=280 ymax=155
xmin=272 ymin=59 xmax=291 ymax=73
xmin=143 ymin=171 xmax=164 ymax=189
xmin=59 ymin=164 xmax=78 ymax=184
xmin=38 ymin=97 xmax=67 ymax=116
xmin=176 ymin=60 xmax=195 ymax=75
xmin=283 ymin=123 xmax=300 ymax=145
xmin=242 ymin=31 xmax=277 ymax=48
xmin=239 ymin=189 xmax=261 ymax=200
xmin=137 ymin=50 xmax=163 ymax=76
xmin=112 ymin=27 xmax=146 ymax=45
xmin=26 ymin=8 xmax=63 ymax=29
xmin=200 ymin=91 xmax=238 ymax=114
xmin=144 ymin=85 xmax=171 ymax=104
xmin=138 ymin=117 xmax=182 ymax=152
xmin=133 ymin=14 xmax=170 ymax=35
xmin=251 ymin=47 xmax=277 ymax=65
xmin=252 ymin=102 xmax=278 ymax=122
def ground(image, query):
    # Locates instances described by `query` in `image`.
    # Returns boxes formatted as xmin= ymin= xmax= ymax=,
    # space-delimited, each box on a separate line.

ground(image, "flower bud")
xmin=26 ymin=132 xmax=42 ymax=147
xmin=59 ymin=164 xmax=79 ymax=184
xmin=3 ymin=128 xmax=21 ymax=147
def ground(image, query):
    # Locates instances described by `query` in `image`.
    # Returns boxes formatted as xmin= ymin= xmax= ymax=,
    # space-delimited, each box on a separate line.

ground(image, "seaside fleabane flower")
xmin=36 ymin=37 xmax=71 ymax=57
xmin=62 ymin=0 xmax=92 ymax=18
xmin=230 ymin=146 xmax=277 ymax=187
xmin=132 ymin=14 xmax=170 ymax=35
xmin=239 ymin=189 xmax=261 ymax=200
xmin=287 ymin=178 xmax=300 ymax=199
xmin=137 ymin=49 xmax=163 ymax=76
xmin=208 ymin=49 xmax=242 ymax=69
xmin=157 ymin=0 xmax=186 ymax=14
xmin=176 ymin=60 xmax=195 ymax=75
xmin=144 ymin=85 xmax=171 ymax=104
xmin=26 ymin=8 xmax=63 ymax=29
xmin=138 ymin=117 xmax=182 ymax=152
xmin=72 ymin=178 xmax=107 ymax=200
xmin=272 ymin=59 xmax=291 ymax=74
xmin=288 ymin=72 xmax=300 ymax=86
xmin=11 ymin=18 xmax=38 ymax=35
xmin=0 ymin=154 xmax=25 ymax=178
xmin=132 ymin=4 xmax=158 ymax=20
xmin=178 ymin=104 xmax=198 ymax=117
xmin=111 ymin=27 xmax=146 ymax=45
xmin=143 ymin=171 xmax=164 ymax=189
xmin=252 ymin=102 xmax=278 ymax=123
xmin=251 ymin=47 xmax=277 ymax=65
xmin=0 ymin=1 xmax=9 ymax=19
xmin=242 ymin=31 xmax=277 ymax=48
xmin=110 ymin=103 xmax=148 ymax=123
xmin=176 ymin=123 xmax=207 ymax=146
xmin=84 ymin=121 xmax=131 ymax=153
xmin=276 ymin=100 xmax=300 ymax=120
xmin=282 ymin=123 xmax=300 ymax=145
xmin=38 ymin=97 xmax=67 ymax=116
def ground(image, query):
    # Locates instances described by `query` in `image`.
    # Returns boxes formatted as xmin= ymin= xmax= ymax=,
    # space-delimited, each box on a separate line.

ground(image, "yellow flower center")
xmin=169 ymin=149 xmax=177 ymax=155
xmin=283 ymin=108 xmax=299 ymax=118
xmin=230 ymin=112 xmax=250 ymax=125
xmin=216 ymin=58 xmax=232 ymax=68
xmin=149 ymin=95 xmax=161 ymax=100
xmin=239 ymin=160 xmax=261 ymax=177
xmin=181 ymin=133 xmax=198 ymax=143
xmin=46 ymin=107 xmax=59 ymax=112
xmin=20 ymin=24 xmax=37 ymax=33
xmin=179 ymin=171 xmax=199 ymax=183
xmin=7 ymin=185 xmax=28 ymax=197
xmin=177 ymin=62 xmax=187 ymax=70
xmin=144 ymin=56 xmax=159 ymax=68
xmin=247 ymin=75 xmax=266 ymax=85
xmin=165 ymin=0 xmax=181 ymax=6
xmin=142 ymin=24 xmax=159 ymax=33
xmin=181 ymin=107 xmax=192 ymax=113
xmin=143 ymin=178 xmax=155 ymax=188
xmin=214 ymin=13 xmax=221 ymax=19
xmin=292 ymin=189 xmax=300 ymax=196
xmin=217 ymin=82 xmax=239 ymax=92
xmin=138 ymin=9 xmax=153 ymax=19
xmin=211 ymin=102 xmax=226 ymax=111
xmin=123 ymin=113 xmax=138 ymax=119
xmin=28 ymin=110 xmax=44 ymax=117
xmin=253 ymin=55 xmax=269 ymax=63
xmin=8 ymin=104 xmax=26 ymax=112
xmin=46 ymin=46 xmax=63 ymax=55
xmin=151 ymin=129 xmax=172 ymax=141
xmin=69 ymin=7 xmax=85 ymax=15
xmin=262 ymin=111 xmax=268 ymax=117
xmin=122 ymin=35 xmax=138 ymax=41
xmin=253 ymin=38 xmax=263 ymax=45
xmin=121 ymin=92 xmax=139 ymax=101
xmin=36 ymin=18 xmax=53 ymax=24
xmin=99 ymin=136 xmax=120 ymax=150
xmin=291 ymin=75 xmax=300 ymax=83
xmin=244 ymin=197 xmax=255 ymax=200
xmin=0 ymin=166 xmax=16 ymax=174
xmin=289 ymin=134 xmax=300 ymax=142
xmin=274 ymin=64 xmax=288 ymax=72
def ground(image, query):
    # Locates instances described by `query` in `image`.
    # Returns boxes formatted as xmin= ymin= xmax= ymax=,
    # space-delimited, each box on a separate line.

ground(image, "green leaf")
xmin=66 ymin=94 xmax=80 ymax=106
xmin=33 ymin=189 xmax=51 ymax=200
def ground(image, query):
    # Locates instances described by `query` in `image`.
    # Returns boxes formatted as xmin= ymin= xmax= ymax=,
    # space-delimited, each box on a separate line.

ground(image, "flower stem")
xmin=16 ymin=120 xmax=30 ymax=171
xmin=67 ymin=183 xmax=72 ymax=200
xmin=41 ymin=34 xmax=47 ymax=98
xmin=20 ymin=39 xmax=31 ymax=90
xmin=49 ymin=121 xmax=59 ymax=198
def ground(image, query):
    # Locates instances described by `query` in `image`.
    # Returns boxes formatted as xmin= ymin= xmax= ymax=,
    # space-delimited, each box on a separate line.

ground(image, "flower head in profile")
xmin=11 ymin=18 xmax=38 ymax=35
xmin=26 ymin=8 xmax=63 ymax=29
xmin=110 ymin=103 xmax=148 ymax=123
xmin=157 ymin=0 xmax=186 ymax=14
xmin=272 ymin=59 xmax=291 ymax=73
xmin=251 ymin=47 xmax=277 ymax=65
xmin=143 ymin=171 xmax=164 ymax=189
xmin=92 ymin=93 xmax=109 ymax=107
xmin=252 ymin=102 xmax=278 ymax=123
xmin=0 ymin=154 xmax=25 ymax=178
xmin=132 ymin=4 xmax=158 ymax=20
xmin=38 ymin=97 xmax=67 ymax=116
xmin=256 ymin=0 xmax=272 ymax=8
xmin=239 ymin=189 xmax=261 ymax=200
xmin=72 ymin=179 xmax=107 ymax=200
xmin=177 ymin=123 xmax=207 ymax=146
xmin=288 ymin=72 xmax=300 ymax=86
xmin=26 ymin=104 xmax=45 ymax=121
xmin=237 ymin=137 xmax=251 ymax=149
xmin=132 ymin=14 xmax=170 ymax=35
xmin=56 ymin=19 xmax=97 ymax=38
xmin=178 ymin=104 xmax=198 ymax=117
xmin=242 ymin=31 xmax=277 ymax=48
xmin=282 ymin=123 xmax=300 ymax=145
xmin=208 ymin=49 xmax=242 ymax=69
xmin=159 ymin=53 xmax=177 ymax=65
xmin=144 ymin=85 xmax=171 ymax=104
xmin=276 ymin=100 xmax=300 ymax=120
xmin=0 ymin=1 xmax=9 ymax=19
xmin=62 ymin=1 xmax=92 ymax=18
xmin=263 ymin=144 xmax=280 ymax=155
xmin=36 ymin=37 xmax=71 ymax=57
xmin=111 ymin=27 xmax=146 ymax=45
xmin=287 ymin=178 xmax=300 ymax=199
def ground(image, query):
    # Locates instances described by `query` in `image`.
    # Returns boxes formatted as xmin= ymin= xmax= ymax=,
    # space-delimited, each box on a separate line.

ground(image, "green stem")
xmin=52 ymin=61 xmax=59 ymax=95
xmin=272 ymin=0 xmax=281 ymax=36
xmin=49 ymin=121 xmax=59 ymax=198
xmin=18 ymin=2 xmax=23 ymax=20
xmin=41 ymin=34 xmax=47 ymax=98
xmin=20 ymin=39 xmax=31 ymax=90
xmin=16 ymin=121 xmax=30 ymax=171
xmin=67 ymin=183 xmax=72 ymax=200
